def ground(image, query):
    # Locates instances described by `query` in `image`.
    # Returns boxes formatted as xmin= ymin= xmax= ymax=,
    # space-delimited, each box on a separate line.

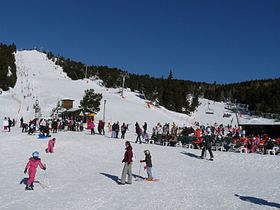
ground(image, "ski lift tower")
xmin=120 ymin=72 xmax=129 ymax=98
xmin=33 ymin=98 xmax=41 ymax=118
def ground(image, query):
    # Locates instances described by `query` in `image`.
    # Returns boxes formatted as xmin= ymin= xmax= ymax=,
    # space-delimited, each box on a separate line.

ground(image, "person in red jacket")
xmin=120 ymin=141 xmax=133 ymax=185
xmin=46 ymin=138 xmax=56 ymax=153
xmin=24 ymin=151 xmax=46 ymax=190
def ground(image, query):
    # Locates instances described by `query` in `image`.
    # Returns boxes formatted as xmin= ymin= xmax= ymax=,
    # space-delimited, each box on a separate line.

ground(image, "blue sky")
xmin=1 ymin=0 xmax=279 ymax=83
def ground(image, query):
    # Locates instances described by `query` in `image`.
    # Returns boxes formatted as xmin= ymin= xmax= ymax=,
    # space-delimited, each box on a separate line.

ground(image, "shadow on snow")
xmin=180 ymin=151 xmax=201 ymax=159
xmin=235 ymin=194 xmax=280 ymax=209
xmin=100 ymin=173 xmax=120 ymax=183
xmin=19 ymin=177 xmax=28 ymax=187
xmin=100 ymin=172 xmax=146 ymax=183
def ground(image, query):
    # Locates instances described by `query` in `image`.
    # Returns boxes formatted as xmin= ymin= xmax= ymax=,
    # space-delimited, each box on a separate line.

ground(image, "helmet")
xmin=144 ymin=150 xmax=150 ymax=155
xmin=32 ymin=151 xmax=39 ymax=158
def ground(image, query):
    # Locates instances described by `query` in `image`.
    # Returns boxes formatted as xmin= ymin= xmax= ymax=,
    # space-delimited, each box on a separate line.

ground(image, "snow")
xmin=0 ymin=50 xmax=279 ymax=210
xmin=191 ymin=99 xmax=238 ymax=127
xmin=0 ymin=130 xmax=279 ymax=210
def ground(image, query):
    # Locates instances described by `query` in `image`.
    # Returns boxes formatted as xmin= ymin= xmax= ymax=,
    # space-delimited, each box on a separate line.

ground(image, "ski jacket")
xmin=25 ymin=157 xmax=45 ymax=172
xmin=90 ymin=122 xmax=95 ymax=129
xmin=121 ymin=125 xmax=127 ymax=132
xmin=136 ymin=125 xmax=142 ymax=135
xmin=3 ymin=120 xmax=9 ymax=127
xmin=203 ymin=135 xmax=212 ymax=148
xmin=48 ymin=139 xmax=55 ymax=148
xmin=141 ymin=154 xmax=152 ymax=167
xmin=122 ymin=145 xmax=133 ymax=164
xmin=143 ymin=123 xmax=147 ymax=131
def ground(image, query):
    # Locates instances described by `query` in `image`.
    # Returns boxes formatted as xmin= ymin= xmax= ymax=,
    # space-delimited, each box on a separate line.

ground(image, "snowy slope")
xmin=191 ymin=99 xmax=238 ymax=126
xmin=0 ymin=130 xmax=279 ymax=210
xmin=0 ymin=50 xmax=279 ymax=210
xmin=0 ymin=50 xmax=240 ymax=131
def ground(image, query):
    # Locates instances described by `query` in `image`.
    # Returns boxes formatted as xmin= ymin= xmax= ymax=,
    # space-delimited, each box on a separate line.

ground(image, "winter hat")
xmin=32 ymin=151 xmax=39 ymax=158
xmin=144 ymin=150 xmax=150 ymax=155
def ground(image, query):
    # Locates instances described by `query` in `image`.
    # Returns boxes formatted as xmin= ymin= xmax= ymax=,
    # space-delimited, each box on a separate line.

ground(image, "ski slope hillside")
xmin=192 ymin=99 xmax=238 ymax=126
xmin=0 ymin=50 xmax=279 ymax=210
xmin=0 ymin=50 xmax=238 ymax=130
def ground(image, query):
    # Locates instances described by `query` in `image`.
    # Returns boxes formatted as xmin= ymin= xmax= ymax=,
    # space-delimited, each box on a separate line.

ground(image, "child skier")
xmin=140 ymin=150 xmax=153 ymax=181
xmin=46 ymin=138 xmax=56 ymax=153
xmin=24 ymin=151 xmax=46 ymax=190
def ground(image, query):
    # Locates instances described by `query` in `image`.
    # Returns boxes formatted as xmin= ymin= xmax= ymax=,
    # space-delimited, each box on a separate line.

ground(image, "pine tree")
xmin=80 ymin=89 xmax=102 ymax=112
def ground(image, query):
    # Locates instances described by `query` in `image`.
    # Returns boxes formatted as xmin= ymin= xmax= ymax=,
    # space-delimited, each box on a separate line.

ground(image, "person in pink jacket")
xmin=90 ymin=122 xmax=95 ymax=135
xmin=24 ymin=151 xmax=46 ymax=190
xmin=46 ymin=138 xmax=56 ymax=153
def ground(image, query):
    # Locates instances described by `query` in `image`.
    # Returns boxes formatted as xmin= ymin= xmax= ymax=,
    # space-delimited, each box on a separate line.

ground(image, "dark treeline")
xmin=0 ymin=43 xmax=17 ymax=91
xmin=48 ymin=51 xmax=199 ymax=114
xmin=45 ymin=51 xmax=280 ymax=114
xmin=204 ymin=79 xmax=280 ymax=114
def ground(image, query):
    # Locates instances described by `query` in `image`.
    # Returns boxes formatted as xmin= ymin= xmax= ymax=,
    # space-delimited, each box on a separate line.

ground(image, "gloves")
xmin=24 ymin=168 xmax=27 ymax=174
xmin=43 ymin=167 xmax=46 ymax=170
xmin=144 ymin=166 xmax=147 ymax=170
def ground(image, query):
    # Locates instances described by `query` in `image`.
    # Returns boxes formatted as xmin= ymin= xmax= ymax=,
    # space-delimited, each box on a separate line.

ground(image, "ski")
xmin=135 ymin=178 xmax=160 ymax=182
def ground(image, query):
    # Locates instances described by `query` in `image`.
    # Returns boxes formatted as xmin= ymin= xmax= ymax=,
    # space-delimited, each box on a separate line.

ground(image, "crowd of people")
xmin=2 ymin=115 xmax=280 ymax=189
xmin=144 ymin=121 xmax=280 ymax=156
xmin=3 ymin=116 xmax=280 ymax=157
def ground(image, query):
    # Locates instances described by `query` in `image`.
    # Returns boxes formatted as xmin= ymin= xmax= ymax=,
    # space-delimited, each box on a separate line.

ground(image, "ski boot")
xmin=25 ymin=184 xmax=33 ymax=190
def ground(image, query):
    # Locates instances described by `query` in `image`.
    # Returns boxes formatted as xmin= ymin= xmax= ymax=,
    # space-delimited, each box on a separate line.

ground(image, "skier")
xmin=3 ymin=117 xmax=9 ymax=131
xmin=135 ymin=122 xmax=142 ymax=144
xmin=111 ymin=123 xmax=116 ymax=138
xmin=120 ymin=141 xmax=133 ymax=185
xmin=200 ymin=128 xmax=214 ymax=161
xmin=21 ymin=122 xmax=29 ymax=133
xmin=8 ymin=117 xmax=12 ymax=132
xmin=28 ymin=120 xmax=36 ymax=135
xmin=115 ymin=121 xmax=120 ymax=138
xmin=97 ymin=120 xmax=105 ymax=135
xmin=101 ymin=120 xmax=105 ymax=135
xmin=121 ymin=123 xmax=128 ymax=139
xmin=20 ymin=117 xmax=24 ymax=128
xmin=24 ymin=151 xmax=46 ymax=190
xmin=90 ymin=121 xmax=95 ymax=135
xmin=143 ymin=122 xmax=147 ymax=135
xmin=98 ymin=120 xmax=102 ymax=134
xmin=46 ymin=138 xmax=56 ymax=153
xmin=140 ymin=150 xmax=153 ymax=181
